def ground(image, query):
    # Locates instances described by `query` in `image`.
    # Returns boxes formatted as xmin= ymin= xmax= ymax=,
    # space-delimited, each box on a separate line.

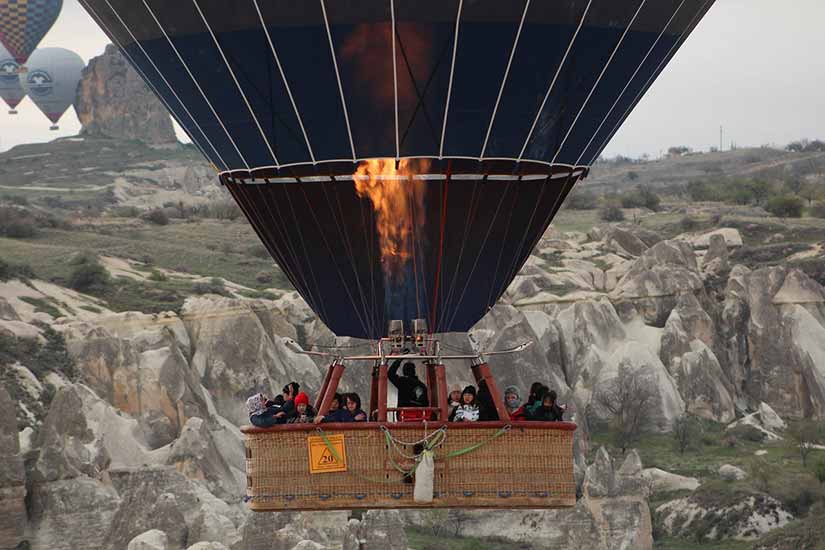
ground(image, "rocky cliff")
xmin=75 ymin=44 xmax=177 ymax=145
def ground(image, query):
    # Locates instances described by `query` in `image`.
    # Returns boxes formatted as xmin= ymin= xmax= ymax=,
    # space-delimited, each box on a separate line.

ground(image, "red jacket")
xmin=508 ymin=405 xmax=526 ymax=420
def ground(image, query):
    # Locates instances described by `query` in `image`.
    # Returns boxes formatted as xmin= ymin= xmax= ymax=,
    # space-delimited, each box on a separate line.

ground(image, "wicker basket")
xmin=242 ymin=421 xmax=576 ymax=511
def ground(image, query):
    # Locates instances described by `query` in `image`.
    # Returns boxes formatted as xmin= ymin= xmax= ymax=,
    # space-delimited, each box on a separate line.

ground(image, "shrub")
xmin=2 ymin=218 xmax=38 ymax=238
xmin=809 ymin=202 xmax=825 ymax=219
xmin=141 ymin=208 xmax=169 ymax=226
xmin=599 ymin=205 xmax=625 ymax=222
xmin=246 ymin=244 xmax=270 ymax=258
xmin=110 ymin=206 xmax=141 ymax=218
xmin=765 ymin=195 xmax=804 ymax=218
xmin=620 ymin=186 xmax=660 ymax=211
xmin=729 ymin=424 xmax=766 ymax=443
xmin=255 ymin=271 xmax=273 ymax=284
xmin=565 ymin=189 xmax=598 ymax=210
xmin=147 ymin=269 xmax=168 ymax=282
xmin=68 ymin=258 xmax=109 ymax=292
xmin=192 ymin=277 xmax=228 ymax=296
xmin=0 ymin=258 xmax=35 ymax=282
xmin=679 ymin=216 xmax=699 ymax=232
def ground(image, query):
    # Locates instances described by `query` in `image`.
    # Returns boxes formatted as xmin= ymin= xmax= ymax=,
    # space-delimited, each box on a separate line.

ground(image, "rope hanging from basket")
xmin=314 ymin=425 xmax=512 ymax=486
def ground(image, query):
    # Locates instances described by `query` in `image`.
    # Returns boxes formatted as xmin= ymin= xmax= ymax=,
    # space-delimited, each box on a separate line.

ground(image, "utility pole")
xmin=720 ymin=125 xmax=723 ymax=152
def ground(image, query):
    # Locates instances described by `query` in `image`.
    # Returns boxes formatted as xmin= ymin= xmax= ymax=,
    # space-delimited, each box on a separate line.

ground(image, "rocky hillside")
xmin=75 ymin=44 xmax=177 ymax=146
xmin=2 ymin=207 xmax=825 ymax=548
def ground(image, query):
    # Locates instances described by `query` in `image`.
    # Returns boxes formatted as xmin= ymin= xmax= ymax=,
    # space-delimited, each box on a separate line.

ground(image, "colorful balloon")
xmin=0 ymin=0 xmax=63 ymax=65
xmin=79 ymin=0 xmax=716 ymax=338
xmin=19 ymin=46 xmax=83 ymax=130
xmin=0 ymin=42 xmax=25 ymax=113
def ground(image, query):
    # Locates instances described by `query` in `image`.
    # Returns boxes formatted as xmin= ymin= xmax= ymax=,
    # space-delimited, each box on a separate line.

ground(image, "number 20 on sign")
xmin=307 ymin=434 xmax=348 ymax=474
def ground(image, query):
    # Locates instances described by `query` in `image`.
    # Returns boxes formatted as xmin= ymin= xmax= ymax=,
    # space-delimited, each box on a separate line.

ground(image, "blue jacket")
xmin=322 ymin=408 xmax=353 ymax=423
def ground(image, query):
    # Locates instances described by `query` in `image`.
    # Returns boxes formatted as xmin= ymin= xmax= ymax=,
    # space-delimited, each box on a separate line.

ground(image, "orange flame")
xmin=354 ymin=158 xmax=430 ymax=281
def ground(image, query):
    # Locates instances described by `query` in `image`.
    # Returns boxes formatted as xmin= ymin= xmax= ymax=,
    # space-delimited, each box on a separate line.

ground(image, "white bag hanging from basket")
xmin=414 ymin=449 xmax=434 ymax=503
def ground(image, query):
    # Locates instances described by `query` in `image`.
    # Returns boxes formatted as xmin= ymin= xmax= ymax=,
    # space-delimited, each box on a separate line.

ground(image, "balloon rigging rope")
xmin=85 ymin=0 xmax=226 ymax=169
xmin=588 ymin=0 xmax=714 ymax=167
xmin=444 ymin=181 xmax=515 ymax=330
xmin=281 ymin=185 xmax=333 ymax=323
xmin=139 ymin=0 xmax=251 ymax=170
xmin=484 ymin=182 xmax=521 ymax=310
xmin=437 ymin=178 xmax=484 ymax=333
xmin=574 ymin=0 xmax=689 ymax=166
xmin=227 ymin=184 xmax=305 ymax=303
xmin=320 ymin=182 xmax=376 ymax=338
xmin=550 ymin=0 xmax=648 ymax=166
xmin=297 ymin=184 xmax=372 ymax=338
xmin=254 ymin=184 xmax=326 ymax=320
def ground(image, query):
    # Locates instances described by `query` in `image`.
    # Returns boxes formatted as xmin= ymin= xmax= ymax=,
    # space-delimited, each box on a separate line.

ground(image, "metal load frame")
xmin=284 ymin=318 xmax=533 ymax=423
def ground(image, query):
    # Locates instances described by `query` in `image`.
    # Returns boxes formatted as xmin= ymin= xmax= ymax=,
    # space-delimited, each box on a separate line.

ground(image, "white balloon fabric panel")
xmin=20 ymin=46 xmax=84 ymax=125
xmin=0 ymin=43 xmax=26 ymax=112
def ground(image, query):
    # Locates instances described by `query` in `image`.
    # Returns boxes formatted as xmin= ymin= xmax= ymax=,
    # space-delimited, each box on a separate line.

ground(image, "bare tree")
xmin=596 ymin=365 xmax=658 ymax=454
xmin=672 ymin=414 xmax=702 ymax=455
xmin=799 ymin=183 xmax=823 ymax=207
xmin=787 ymin=420 xmax=825 ymax=467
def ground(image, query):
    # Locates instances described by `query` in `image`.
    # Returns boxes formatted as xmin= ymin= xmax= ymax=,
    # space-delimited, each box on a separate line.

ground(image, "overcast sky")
xmin=1 ymin=0 xmax=823 ymax=158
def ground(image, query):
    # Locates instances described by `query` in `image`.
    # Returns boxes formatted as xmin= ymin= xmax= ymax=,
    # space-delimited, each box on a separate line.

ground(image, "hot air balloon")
xmin=0 ymin=43 xmax=25 ymax=114
xmin=19 ymin=46 xmax=83 ymax=130
xmin=78 ymin=0 xmax=717 ymax=511
xmin=0 ymin=0 xmax=63 ymax=66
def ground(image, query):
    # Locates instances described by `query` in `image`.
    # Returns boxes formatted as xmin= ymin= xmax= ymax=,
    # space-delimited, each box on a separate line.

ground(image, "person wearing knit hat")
xmin=503 ymin=385 xmax=526 ymax=420
xmin=286 ymin=391 xmax=316 ymax=423
xmin=449 ymin=385 xmax=479 ymax=422
xmin=447 ymin=384 xmax=462 ymax=420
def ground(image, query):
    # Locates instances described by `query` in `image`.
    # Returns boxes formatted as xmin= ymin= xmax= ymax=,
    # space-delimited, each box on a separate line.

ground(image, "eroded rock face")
xmin=26 ymin=477 xmax=122 ymax=550
xmin=62 ymin=312 xmax=209 ymax=448
xmin=29 ymin=384 xmax=158 ymax=483
xmin=182 ymin=297 xmax=321 ymax=426
xmin=657 ymin=493 xmax=792 ymax=541
xmin=0 ymin=386 xmax=26 ymax=550
xmin=106 ymin=466 xmax=242 ymax=550
xmin=75 ymin=44 xmax=176 ymax=145
xmin=612 ymin=240 xmax=705 ymax=326
xmin=722 ymin=267 xmax=825 ymax=419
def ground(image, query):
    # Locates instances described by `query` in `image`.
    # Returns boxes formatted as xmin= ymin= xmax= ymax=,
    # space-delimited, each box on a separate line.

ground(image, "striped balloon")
xmin=0 ymin=0 xmax=63 ymax=65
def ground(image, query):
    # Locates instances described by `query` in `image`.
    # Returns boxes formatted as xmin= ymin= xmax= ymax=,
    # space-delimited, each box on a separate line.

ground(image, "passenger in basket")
xmin=503 ymin=385 xmax=526 ymax=420
xmin=286 ymin=391 xmax=316 ymax=423
xmin=246 ymin=393 xmax=284 ymax=428
xmin=447 ymin=384 xmax=462 ymax=419
xmin=279 ymin=381 xmax=300 ymax=418
xmin=345 ymin=393 xmax=368 ymax=422
xmin=525 ymin=384 xmax=549 ymax=419
xmin=317 ymin=393 xmax=352 ymax=423
xmin=476 ymin=379 xmax=499 ymax=421
xmin=389 ymin=358 xmax=429 ymax=422
xmin=526 ymin=382 xmax=544 ymax=409
xmin=448 ymin=386 xmax=479 ymax=422
xmin=529 ymin=390 xmax=564 ymax=422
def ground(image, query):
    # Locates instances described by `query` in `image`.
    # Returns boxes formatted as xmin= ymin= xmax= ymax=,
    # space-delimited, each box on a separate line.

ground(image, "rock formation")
xmin=75 ymin=44 xmax=176 ymax=145
xmin=0 ymin=386 xmax=26 ymax=550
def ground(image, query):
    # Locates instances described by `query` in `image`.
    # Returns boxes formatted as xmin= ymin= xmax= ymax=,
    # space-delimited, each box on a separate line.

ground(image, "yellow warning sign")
xmin=307 ymin=434 xmax=348 ymax=474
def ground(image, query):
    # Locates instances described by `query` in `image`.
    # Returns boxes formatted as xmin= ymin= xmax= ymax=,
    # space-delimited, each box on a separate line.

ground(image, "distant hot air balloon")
xmin=0 ymin=0 xmax=63 ymax=65
xmin=0 ymin=43 xmax=25 ymax=114
xmin=19 ymin=46 xmax=83 ymax=130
